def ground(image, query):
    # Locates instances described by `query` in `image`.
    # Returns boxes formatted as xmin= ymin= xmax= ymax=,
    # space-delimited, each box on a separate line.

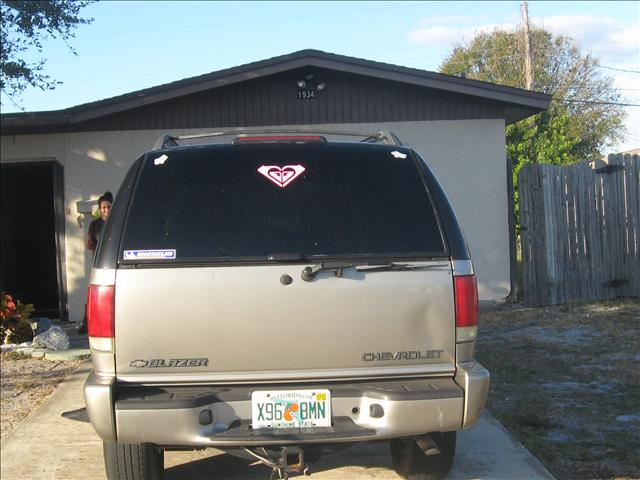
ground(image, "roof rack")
xmin=155 ymin=128 xmax=403 ymax=149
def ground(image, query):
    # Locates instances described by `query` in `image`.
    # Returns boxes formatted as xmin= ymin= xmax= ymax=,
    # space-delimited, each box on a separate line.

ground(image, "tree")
xmin=1 ymin=0 xmax=94 ymax=105
xmin=440 ymin=28 xmax=625 ymax=192
xmin=440 ymin=27 xmax=626 ymax=162
xmin=439 ymin=27 xmax=627 ymax=226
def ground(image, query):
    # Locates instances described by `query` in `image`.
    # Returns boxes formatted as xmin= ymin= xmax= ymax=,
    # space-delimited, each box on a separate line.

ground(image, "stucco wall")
xmin=0 ymin=119 xmax=508 ymax=321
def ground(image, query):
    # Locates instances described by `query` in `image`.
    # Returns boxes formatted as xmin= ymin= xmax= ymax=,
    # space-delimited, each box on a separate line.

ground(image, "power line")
xmin=437 ymin=52 xmax=640 ymax=76
xmin=79 ymin=2 xmax=430 ymax=37
xmin=572 ymin=37 xmax=640 ymax=46
xmin=559 ymin=99 xmax=640 ymax=107
xmin=16 ymin=53 xmax=637 ymax=87
xmin=79 ymin=12 xmax=640 ymax=52
xmin=360 ymin=41 xmax=637 ymax=61
xmin=6 ymin=54 xmax=636 ymax=105
xmin=2 ymin=91 xmax=24 ymax=111
xmin=597 ymin=65 xmax=640 ymax=74
xmin=57 ymin=69 xmax=209 ymax=85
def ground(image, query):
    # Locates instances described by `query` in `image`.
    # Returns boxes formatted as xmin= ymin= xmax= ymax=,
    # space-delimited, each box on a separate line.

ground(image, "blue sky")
xmin=2 ymin=1 xmax=639 ymax=151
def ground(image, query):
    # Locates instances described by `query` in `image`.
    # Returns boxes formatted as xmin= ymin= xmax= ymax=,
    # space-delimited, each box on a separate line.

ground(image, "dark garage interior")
xmin=1 ymin=161 xmax=66 ymax=320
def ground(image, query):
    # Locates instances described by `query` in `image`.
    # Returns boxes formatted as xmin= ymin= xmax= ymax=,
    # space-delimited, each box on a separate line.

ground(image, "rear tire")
xmin=103 ymin=442 xmax=164 ymax=480
xmin=390 ymin=432 xmax=456 ymax=480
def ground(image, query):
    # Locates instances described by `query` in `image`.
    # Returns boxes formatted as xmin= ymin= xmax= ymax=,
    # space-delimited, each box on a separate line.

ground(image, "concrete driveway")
xmin=0 ymin=364 xmax=554 ymax=480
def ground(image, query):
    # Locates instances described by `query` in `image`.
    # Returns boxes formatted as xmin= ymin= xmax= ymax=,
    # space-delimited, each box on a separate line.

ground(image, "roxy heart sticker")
xmin=257 ymin=165 xmax=306 ymax=188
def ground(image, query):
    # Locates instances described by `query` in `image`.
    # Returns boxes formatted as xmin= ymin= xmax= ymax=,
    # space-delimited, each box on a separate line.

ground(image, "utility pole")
xmin=521 ymin=1 xmax=534 ymax=90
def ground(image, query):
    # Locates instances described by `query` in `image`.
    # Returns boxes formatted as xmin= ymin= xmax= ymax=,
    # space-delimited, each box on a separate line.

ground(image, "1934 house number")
xmin=297 ymin=90 xmax=316 ymax=99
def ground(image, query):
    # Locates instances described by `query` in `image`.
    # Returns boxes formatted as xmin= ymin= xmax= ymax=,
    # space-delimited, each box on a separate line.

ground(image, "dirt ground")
xmin=476 ymin=298 xmax=640 ymax=480
xmin=0 ymin=352 xmax=85 ymax=439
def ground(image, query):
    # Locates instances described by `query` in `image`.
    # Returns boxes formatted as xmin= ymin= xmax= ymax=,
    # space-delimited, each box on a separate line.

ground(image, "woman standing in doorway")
xmin=78 ymin=191 xmax=112 ymax=334
xmin=87 ymin=191 xmax=113 ymax=252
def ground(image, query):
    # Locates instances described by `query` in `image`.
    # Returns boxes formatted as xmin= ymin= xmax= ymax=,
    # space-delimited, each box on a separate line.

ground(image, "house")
xmin=0 ymin=49 xmax=551 ymax=322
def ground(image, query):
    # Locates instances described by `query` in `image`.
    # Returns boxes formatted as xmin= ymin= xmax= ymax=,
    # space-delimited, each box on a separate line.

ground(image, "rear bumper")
xmin=456 ymin=360 xmax=491 ymax=428
xmin=84 ymin=361 xmax=489 ymax=446
xmin=83 ymin=372 xmax=116 ymax=441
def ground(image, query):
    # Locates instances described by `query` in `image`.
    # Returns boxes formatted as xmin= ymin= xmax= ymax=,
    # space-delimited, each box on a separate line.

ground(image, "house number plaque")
xmin=297 ymin=90 xmax=316 ymax=99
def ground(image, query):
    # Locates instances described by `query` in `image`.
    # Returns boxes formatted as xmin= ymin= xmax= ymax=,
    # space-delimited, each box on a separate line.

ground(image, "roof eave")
xmin=69 ymin=53 xmax=551 ymax=123
xmin=1 ymin=49 xmax=551 ymax=131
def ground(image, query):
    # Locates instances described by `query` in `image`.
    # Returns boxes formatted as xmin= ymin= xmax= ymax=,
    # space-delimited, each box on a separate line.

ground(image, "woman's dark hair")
xmin=98 ymin=191 xmax=113 ymax=207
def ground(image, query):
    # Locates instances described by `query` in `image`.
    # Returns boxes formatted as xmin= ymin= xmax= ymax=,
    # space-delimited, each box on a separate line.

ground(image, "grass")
xmin=476 ymin=298 xmax=640 ymax=480
xmin=1 ymin=350 xmax=33 ymax=361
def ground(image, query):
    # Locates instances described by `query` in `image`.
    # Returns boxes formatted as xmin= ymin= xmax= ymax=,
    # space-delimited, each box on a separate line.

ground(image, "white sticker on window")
xmin=391 ymin=151 xmax=407 ymax=159
xmin=257 ymin=165 xmax=306 ymax=188
xmin=124 ymin=249 xmax=176 ymax=260
xmin=154 ymin=154 xmax=169 ymax=166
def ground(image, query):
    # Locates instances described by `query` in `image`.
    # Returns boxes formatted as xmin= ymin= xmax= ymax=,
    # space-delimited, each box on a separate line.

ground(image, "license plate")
xmin=251 ymin=389 xmax=331 ymax=429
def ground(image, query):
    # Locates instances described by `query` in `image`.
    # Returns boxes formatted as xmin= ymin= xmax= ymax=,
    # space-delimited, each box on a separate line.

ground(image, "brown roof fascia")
xmin=1 ymin=112 xmax=70 ymax=128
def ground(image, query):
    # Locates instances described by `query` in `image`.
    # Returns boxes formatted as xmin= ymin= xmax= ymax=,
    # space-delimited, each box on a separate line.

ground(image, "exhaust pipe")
xmin=416 ymin=434 xmax=442 ymax=456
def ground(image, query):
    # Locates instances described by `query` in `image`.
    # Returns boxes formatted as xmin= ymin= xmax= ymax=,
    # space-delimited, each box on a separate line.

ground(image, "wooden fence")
xmin=519 ymin=154 xmax=639 ymax=306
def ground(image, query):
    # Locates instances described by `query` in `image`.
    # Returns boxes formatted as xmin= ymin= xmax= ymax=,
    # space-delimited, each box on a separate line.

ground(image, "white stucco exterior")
xmin=0 ymin=119 xmax=508 ymax=321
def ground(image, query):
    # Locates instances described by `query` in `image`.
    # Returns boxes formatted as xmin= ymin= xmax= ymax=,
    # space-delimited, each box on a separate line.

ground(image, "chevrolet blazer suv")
xmin=84 ymin=131 xmax=490 ymax=480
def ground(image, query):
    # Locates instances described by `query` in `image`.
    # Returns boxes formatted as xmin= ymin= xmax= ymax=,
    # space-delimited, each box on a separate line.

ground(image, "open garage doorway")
xmin=1 ymin=160 xmax=68 ymax=321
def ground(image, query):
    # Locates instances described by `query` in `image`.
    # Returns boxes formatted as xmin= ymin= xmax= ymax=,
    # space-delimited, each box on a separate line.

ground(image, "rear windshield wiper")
xmin=355 ymin=262 xmax=442 ymax=272
xmin=301 ymin=261 xmax=443 ymax=282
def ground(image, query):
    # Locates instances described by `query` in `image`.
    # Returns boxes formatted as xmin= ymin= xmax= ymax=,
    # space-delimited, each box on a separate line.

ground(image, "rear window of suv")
xmin=120 ymin=143 xmax=446 ymax=262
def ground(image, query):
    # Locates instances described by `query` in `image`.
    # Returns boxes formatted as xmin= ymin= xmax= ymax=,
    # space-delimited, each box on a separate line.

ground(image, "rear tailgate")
xmin=114 ymin=142 xmax=456 ymax=383
xmin=114 ymin=262 xmax=455 ymax=382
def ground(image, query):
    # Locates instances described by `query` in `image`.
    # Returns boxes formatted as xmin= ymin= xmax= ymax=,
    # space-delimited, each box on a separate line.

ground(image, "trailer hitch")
xmin=242 ymin=446 xmax=310 ymax=479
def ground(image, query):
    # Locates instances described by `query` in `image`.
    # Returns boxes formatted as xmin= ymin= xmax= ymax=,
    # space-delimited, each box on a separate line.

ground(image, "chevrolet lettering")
xmin=362 ymin=350 xmax=444 ymax=361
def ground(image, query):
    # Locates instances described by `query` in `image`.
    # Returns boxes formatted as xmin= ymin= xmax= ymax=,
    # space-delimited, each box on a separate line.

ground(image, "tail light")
xmin=455 ymin=275 xmax=478 ymax=342
xmin=87 ymin=285 xmax=115 ymax=337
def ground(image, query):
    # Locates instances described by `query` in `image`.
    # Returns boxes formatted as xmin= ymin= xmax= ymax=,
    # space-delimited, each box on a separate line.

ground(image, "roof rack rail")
xmin=155 ymin=128 xmax=403 ymax=149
